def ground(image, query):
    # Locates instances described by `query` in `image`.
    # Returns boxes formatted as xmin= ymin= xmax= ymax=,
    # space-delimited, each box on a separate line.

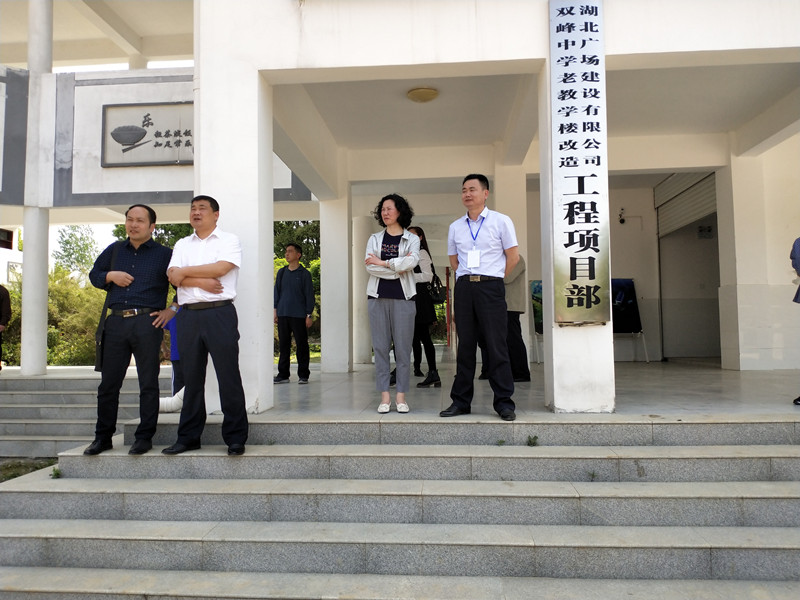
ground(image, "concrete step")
xmin=0 ymin=404 xmax=137 ymax=420
xmin=0 ymin=420 xmax=94 ymax=436
xmin=1 ymin=567 xmax=799 ymax=600
xmin=0 ymin=390 xmax=144 ymax=405
xmin=0 ymin=375 xmax=171 ymax=393
xmin=1 ymin=519 xmax=798 ymax=580
xmin=56 ymin=443 xmax=800 ymax=482
xmin=133 ymin=413 xmax=800 ymax=447
xmin=3 ymin=468 xmax=799 ymax=527
xmin=0 ymin=436 xmax=94 ymax=458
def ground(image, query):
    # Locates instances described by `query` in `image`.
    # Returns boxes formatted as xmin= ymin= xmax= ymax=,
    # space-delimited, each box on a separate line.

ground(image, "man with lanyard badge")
xmin=440 ymin=174 xmax=520 ymax=421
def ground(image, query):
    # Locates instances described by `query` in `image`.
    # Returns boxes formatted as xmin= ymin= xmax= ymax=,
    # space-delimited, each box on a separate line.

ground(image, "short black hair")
xmin=125 ymin=204 xmax=157 ymax=225
xmin=462 ymin=173 xmax=490 ymax=191
xmin=373 ymin=193 xmax=414 ymax=229
xmin=286 ymin=242 xmax=303 ymax=256
xmin=192 ymin=194 xmax=219 ymax=212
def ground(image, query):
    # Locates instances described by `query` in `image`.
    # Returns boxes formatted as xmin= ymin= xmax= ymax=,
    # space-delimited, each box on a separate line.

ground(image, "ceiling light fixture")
xmin=406 ymin=87 xmax=439 ymax=103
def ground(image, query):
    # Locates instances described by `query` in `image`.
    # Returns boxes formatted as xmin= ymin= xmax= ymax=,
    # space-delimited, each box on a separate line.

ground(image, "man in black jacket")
xmin=85 ymin=205 xmax=177 ymax=456
xmin=273 ymin=243 xmax=315 ymax=384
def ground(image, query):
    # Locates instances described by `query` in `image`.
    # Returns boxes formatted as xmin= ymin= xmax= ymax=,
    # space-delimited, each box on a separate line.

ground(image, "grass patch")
xmin=0 ymin=459 xmax=58 ymax=483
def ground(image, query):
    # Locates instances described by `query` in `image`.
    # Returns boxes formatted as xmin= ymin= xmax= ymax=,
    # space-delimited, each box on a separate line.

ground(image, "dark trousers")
xmin=171 ymin=359 xmax=184 ymax=396
xmin=276 ymin=316 xmax=310 ymax=379
xmin=412 ymin=321 xmax=437 ymax=372
xmin=506 ymin=311 xmax=530 ymax=380
xmin=451 ymin=278 xmax=515 ymax=414
xmin=480 ymin=312 xmax=530 ymax=380
xmin=176 ymin=304 xmax=248 ymax=446
xmin=95 ymin=314 xmax=162 ymax=442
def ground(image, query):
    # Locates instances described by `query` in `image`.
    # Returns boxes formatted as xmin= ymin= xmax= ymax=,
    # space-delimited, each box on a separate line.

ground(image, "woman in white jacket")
xmin=365 ymin=194 xmax=420 ymax=413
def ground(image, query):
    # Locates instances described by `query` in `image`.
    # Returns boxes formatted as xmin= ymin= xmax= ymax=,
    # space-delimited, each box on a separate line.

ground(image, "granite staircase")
xmin=0 ymin=372 xmax=171 ymax=458
xmin=1 ymin=412 xmax=799 ymax=599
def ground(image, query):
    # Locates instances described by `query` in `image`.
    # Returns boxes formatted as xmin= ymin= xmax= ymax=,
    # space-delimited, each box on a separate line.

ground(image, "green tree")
xmin=112 ymin=223 xmax=193 ymax=248
xmin=52 ymin=225 xmax=98 ymax=278
xmin=274 ymin=221 xmax=320 ymax=263
xmin=0 ymin=268 xmax=105 ymax=366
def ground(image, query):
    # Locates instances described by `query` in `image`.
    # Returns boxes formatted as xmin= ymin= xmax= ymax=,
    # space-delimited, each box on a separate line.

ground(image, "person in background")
xmin=365 ymin=194 xmax=420 ymax=413
xmin=479 ymin=255 xmax=531 ymax=383
xmin=408 ymin=226 xmax=441 ymax=388
xmin=792 ymin=236 xmax=800 ymax=406
xmin=165 ymin=308 xmax=184 ymax=396
xmin=0 ymin=283 xmax=11 ymax=372
xmin=273 ymin=243 xmax=315 ymax=385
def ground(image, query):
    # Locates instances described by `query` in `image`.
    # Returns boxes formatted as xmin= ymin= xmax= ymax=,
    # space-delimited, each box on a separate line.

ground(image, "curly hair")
xmin=373 ymin=193 xmax=414 ymax=229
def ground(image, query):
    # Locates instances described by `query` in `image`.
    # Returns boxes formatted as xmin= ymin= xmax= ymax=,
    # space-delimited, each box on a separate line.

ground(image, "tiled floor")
xmin=268 ymin=353 xmax=800 ymax=418
xmin=3 ymin=353 xmax=798 ymax=419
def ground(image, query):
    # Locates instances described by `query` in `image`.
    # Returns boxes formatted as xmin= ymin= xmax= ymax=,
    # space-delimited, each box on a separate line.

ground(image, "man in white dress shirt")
xmin=162 ymin=195 xmax=249 ymax=455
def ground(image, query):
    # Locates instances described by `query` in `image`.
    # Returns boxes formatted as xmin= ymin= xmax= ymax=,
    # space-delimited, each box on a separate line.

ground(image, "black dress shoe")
xmin=161 ymin=441 xmax=201 ymax=455
xmin=439 ymin=403 xmax=470 ymax=417
xmin=514 ymin=376 xmax=531 ymax=382
xmin=128 ymin=439 xmax=152 ymax=455
xmin=227 ymin=444 xmax=245 ymax=456
xmin=83 ymin=439 xmax=113 ymax=455
xmin=499 ymin=409 xmax=516 ymax=422
xmin=794 ymin=396 xmax=800 ymax=406
xmin=478 ymin=373 xmax=489 ymax=380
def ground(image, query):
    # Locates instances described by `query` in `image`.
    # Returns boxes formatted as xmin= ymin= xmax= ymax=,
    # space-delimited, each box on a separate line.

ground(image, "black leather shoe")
xmin=478 ymin=373 xmax=489 ymax=380
xmin=128 ymin=439 xmax=152 ymax=455
xmin=161 ymin=441 xmax=201 ymax=455
xmin=514 ymin=376 xmax=531 ymax=382
xmin=439 ymin=403 xmax=470 ymax=417
xmin=83 ymin=439 xmax=112 ymax=455
xmin=227 ymin=444 xmax=245 ymax=456
xmin=499 ymin=409 xmax=516 ymax=422
xmin=794 ymin=396 xmax=800 ymax=406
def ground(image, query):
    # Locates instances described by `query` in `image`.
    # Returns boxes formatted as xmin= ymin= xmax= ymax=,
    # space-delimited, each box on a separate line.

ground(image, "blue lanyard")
xmin=467 ymin=215 xmax=484 ymax=244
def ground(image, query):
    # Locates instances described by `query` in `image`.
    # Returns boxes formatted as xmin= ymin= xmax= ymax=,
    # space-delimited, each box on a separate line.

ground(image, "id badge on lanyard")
xmin=467 ymin=216 xmax=484 ymax=268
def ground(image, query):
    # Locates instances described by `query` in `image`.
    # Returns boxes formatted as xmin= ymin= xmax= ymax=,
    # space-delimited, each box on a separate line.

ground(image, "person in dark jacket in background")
xmin=274 ymin=243 xmax=315 ymax=384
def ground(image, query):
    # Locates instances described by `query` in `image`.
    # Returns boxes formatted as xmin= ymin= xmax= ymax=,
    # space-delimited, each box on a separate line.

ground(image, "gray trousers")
xmin=368 ymin=297 xmax=417 ymax=393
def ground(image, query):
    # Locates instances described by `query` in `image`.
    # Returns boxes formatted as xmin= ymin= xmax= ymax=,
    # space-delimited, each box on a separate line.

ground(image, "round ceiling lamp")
xmin=406 ymin=87 xmax=439 ymax=103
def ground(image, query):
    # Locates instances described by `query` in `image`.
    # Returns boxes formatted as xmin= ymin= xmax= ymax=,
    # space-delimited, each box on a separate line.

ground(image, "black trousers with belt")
xmin=95 ymin=313 xmax=162 ymax=442
xmin=175 ymin=303 xmax=248 ymax=446
xmin=450 ymin=277 xmax=515 ymax=414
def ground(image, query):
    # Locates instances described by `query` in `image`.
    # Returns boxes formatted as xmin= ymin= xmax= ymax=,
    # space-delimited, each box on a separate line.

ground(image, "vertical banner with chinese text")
xmin=549 ymin=0 xmax=611 ymax=324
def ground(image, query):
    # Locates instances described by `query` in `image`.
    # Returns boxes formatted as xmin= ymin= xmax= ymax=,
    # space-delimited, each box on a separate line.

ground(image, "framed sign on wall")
xmin=101 ymin=102 xmax=194 ymax=167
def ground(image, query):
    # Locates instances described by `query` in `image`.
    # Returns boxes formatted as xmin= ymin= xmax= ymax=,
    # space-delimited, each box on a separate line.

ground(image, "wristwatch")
xmin=306 ymin=314 xmax=312 ymax=318
xmin=169 ymin=305 xmax=179 ymax=313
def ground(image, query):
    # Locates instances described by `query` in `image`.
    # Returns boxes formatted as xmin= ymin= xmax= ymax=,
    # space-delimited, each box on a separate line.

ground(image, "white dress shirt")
xmin=447 ymin=206 xmax=518 ymax=279
xmin=168 ymin=226 xmax=241 ymax=305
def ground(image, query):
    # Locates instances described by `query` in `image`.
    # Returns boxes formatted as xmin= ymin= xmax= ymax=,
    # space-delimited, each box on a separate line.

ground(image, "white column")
xmin=20 ymin=0 xmax=53 ymax=375
xmin=493 ymin=164 xmax=532 ymax=358
xmin=538 ymin=68 xmax=615 ymax=413
xmin=716 ymin=151 xmax=770 ymax=370
xmin=352 ymin=215 xmax=375 ymax=364
xmin=194 ymin=6 xmax=273 ymax=411
xmin=320 ymin=193 xmax=353 ymax=373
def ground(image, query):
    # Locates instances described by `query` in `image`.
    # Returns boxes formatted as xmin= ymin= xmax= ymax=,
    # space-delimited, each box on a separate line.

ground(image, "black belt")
xmin=458 ymin=275 xmax=502 ymax=282
xmin=183 ymin=299 xmax=233 ymax=311
xmin=110 ymin=308 xmax=157 ymax=317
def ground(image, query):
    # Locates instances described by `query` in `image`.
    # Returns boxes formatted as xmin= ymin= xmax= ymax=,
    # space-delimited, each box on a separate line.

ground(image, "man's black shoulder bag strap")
xmin=94 ymin=241 xmax=122 ymax=372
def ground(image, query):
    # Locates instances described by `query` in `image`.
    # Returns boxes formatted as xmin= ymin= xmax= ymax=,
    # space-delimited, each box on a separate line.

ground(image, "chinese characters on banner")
xmin=549 ymin=0 xmax=611 ymax=324
xmin=102 ymin=102 xmax=194 ymax=167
